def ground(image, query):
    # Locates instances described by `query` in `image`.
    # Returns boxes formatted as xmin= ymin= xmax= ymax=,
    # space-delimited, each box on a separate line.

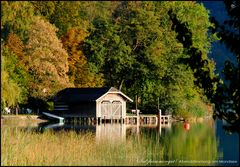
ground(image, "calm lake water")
xmin=2 ymin=117 xmax=239 ymax=166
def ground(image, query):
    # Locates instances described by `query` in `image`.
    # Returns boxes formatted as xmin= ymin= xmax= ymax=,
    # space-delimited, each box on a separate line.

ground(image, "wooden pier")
xmin=64 ymin=117 xmax=98 ymax=125
xmin=47 ymin=112 xmax=171 ymax=126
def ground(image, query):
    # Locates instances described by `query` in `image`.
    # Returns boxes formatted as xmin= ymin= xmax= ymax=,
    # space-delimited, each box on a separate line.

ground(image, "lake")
xmin=1 ymin=117 xmax=239 ymax=166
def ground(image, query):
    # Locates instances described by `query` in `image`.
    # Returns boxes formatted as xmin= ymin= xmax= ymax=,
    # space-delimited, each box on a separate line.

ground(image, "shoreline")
xmin=1 ymin=114 xmax=49 ymax=127
xmin=1 ymin=114 xmax=47 ymax=121
xmin=1 ymin=114 xmax=213 ymax=124
xmin=172 ymin=115 xmax=213 ymax=123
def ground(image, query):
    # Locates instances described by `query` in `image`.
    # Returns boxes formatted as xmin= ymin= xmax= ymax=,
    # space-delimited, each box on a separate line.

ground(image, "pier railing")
xmin=125 ymin=115 xmax=171 ymax=125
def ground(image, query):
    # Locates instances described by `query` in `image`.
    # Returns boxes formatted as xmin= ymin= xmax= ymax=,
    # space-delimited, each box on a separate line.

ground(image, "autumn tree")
xmin=25 ymin=16 xmax=72 ymax=100
xmin=5 ymin=33 xmax=24 ymax=58
xmin=5 ymin=32 xmax=30 ymax=70
xmin=61 ymin=27 xmax=104 ymax=87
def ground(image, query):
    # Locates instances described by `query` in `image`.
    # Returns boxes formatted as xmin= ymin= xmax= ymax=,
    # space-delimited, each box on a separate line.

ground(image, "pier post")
xmin=159 ymin=119 xmax=162 ymax=135
xmin=158 ymin=109 xmax=162 ymax=124
xmin=136 ymin=109 xmax=140 ymax=126
xmin=98 ymin=117 xmax=102 ymax=125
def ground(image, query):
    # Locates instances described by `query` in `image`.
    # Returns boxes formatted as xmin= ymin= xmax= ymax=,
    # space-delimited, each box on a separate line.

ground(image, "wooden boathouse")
xmin=53 ymin=87 xmax=133 ymax=122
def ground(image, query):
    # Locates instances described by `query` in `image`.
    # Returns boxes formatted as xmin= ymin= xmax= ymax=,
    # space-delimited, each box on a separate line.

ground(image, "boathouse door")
xmin=101 ymin=101 xmax=122 ymax=119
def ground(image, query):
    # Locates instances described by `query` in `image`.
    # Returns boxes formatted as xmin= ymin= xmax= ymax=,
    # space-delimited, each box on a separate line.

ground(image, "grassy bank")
xmin=1 ymin=118 xmax=219 ymax=166
xmin=1 ymin=114 xmax=45 ymax=120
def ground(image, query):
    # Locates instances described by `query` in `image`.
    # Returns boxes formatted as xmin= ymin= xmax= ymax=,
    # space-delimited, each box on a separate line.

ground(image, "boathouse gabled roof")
xmin=54 ymin=87 xmax=133 ymax=103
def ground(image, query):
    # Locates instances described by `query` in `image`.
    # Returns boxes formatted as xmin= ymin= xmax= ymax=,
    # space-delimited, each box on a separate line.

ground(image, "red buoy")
xmin=184 ymin=123 xmax=190 ymax=130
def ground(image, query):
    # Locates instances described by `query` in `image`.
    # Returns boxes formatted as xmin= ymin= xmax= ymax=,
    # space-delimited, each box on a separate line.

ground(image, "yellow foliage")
xmin=1 ymin=70 xmax=22 ymax=108
xmin=25 ymin=16 xmax=73 ymax=99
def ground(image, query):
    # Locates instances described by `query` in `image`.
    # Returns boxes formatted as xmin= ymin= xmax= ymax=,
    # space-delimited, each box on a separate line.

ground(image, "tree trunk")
xmin=118 ymin=79 xmax=124 ymax=91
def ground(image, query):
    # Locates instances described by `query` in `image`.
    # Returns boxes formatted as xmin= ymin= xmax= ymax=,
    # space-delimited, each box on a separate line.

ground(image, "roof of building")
xmin=54 ymin=87 xmax=133 ymax=103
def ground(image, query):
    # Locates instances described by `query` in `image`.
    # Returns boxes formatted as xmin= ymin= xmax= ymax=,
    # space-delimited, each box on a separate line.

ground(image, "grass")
xmin=1 ymin=126 xmax=162 ymax=166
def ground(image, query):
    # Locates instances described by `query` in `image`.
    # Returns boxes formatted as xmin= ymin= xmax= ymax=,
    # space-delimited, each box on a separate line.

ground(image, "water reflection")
xmin=215 ymin=119 xmax=239 ymax=166
xmin=34 ymin=119 xmax=225 ymax=165
xmin=36 ymin=121 xmax=172 ymax=143
xmin=96 ymin=123 xmax=126 ymax=143
xmin=160 ymin=120 xmax=219 ymax=165
xmin=37 ymin=121 xmax=96 ymax=134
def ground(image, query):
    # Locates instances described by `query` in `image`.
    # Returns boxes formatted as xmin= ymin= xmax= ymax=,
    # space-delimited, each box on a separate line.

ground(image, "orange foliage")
xmin=5 ymin=32 xmax=24 ymax=59
xmin=61 ymin=27 xmax=104 ymax=87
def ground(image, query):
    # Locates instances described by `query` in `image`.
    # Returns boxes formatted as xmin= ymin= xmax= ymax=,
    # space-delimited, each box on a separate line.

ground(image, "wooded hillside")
xmin=1 ymin=1 xmax=222 ymax=118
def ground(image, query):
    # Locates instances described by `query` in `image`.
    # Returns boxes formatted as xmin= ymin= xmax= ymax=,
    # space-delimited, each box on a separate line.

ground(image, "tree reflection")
xmin=128 ymin=119 xmax=221 ymax=166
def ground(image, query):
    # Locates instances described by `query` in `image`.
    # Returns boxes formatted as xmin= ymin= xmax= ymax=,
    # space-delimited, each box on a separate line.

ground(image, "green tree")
xmin=1 ymin=47 xmax=27 ymax=112
xmin=25 ymin=16 xmax=72 ymax=100
xmin=48 ymin=1 xmax=120 ymax=37
xmin=30 ymin=1 xmax=56 ymax=20
xmin=84 ymin=1 xmax=214 ymax=117
xmin=4 ymin=33 xmax=30 ymax=101
xmin=48 ymin=1 xmax=89 ymax=37
xmin=1 ymin=1 xmax=35 ymax=42
xmin=168 ymin=9 xmax=220 ymax=101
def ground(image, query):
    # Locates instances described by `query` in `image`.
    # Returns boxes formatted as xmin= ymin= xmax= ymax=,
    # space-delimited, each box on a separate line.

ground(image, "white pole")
xmin=135 ymin=95 xmax=138 ymax=112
